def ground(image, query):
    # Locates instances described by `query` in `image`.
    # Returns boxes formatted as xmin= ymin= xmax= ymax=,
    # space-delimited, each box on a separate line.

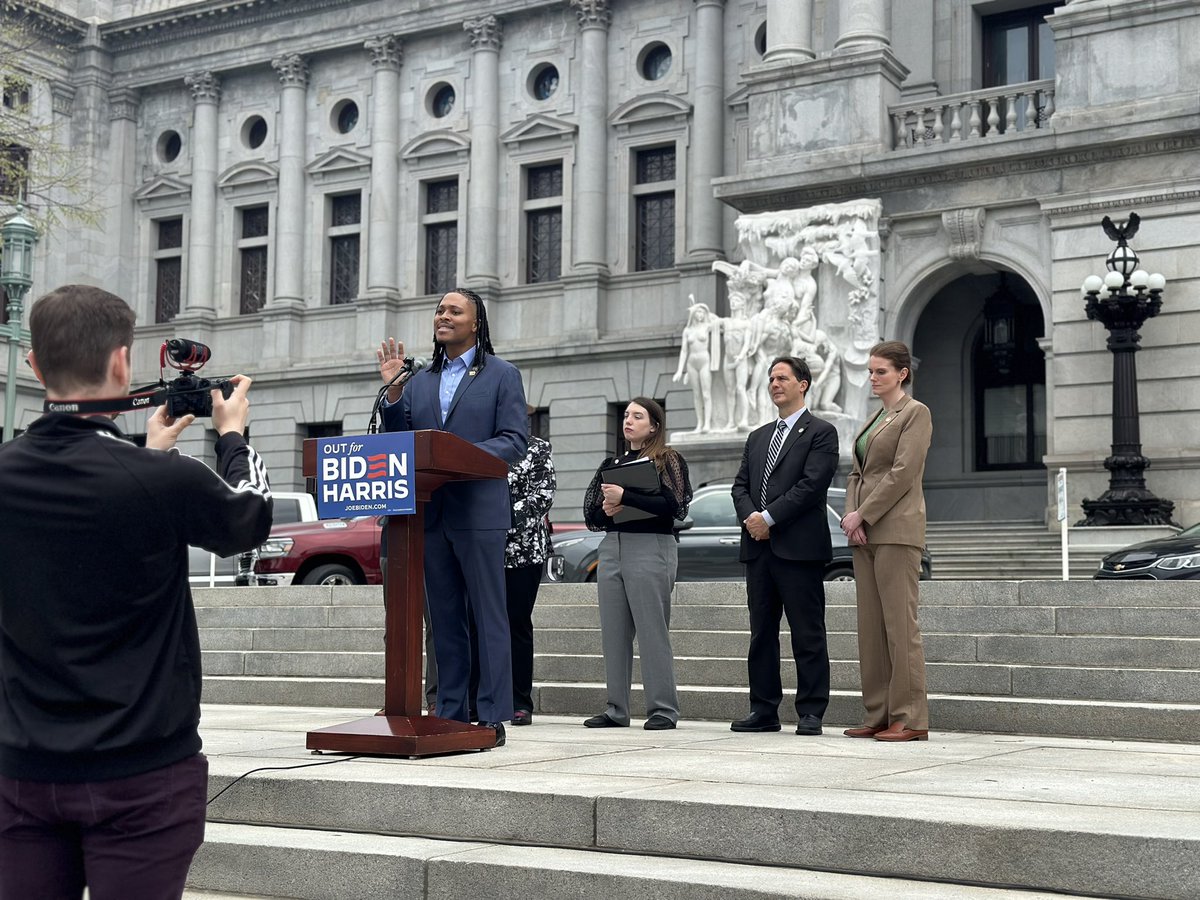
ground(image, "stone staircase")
xmin=926 ymin=519 xmax=1103 ymax=580
xmin=197 ymin=581 xmax=1200 ymax=743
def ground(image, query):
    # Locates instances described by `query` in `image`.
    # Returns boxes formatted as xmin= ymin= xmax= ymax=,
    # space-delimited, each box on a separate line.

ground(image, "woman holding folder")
xmin=582 ymin=397 xmax=692 ymax=730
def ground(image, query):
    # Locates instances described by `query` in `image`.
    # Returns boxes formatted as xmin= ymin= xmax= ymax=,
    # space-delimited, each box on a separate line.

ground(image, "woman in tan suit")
xmin=840 ymin=341 xmax=932 ymax=742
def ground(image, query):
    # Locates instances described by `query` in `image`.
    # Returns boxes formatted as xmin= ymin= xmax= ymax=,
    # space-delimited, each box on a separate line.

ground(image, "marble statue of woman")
xmin=720 ymin=292 xmax=753 ymax=430
xmin=673 ymin=297 xmax=719 ymax=432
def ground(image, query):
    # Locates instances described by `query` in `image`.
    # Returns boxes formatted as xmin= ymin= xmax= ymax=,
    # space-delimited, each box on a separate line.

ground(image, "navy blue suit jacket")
xmin=382 ymin=354 xmax=528 ymax=531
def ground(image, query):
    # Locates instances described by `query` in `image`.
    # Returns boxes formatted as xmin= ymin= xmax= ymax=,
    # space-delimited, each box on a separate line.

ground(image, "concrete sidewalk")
xmin=186 ymin=703 xmax=1200 ymax=899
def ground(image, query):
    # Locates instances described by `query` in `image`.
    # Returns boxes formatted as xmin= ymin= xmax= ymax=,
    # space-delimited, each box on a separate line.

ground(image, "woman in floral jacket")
xmin=504 ymin=434 xmax=556 ymax=725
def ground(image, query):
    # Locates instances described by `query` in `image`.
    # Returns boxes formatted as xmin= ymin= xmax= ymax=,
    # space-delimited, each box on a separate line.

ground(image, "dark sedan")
xmin=1094 ymin=523 xmax=1200 ymax=580
xmin=547 ymin=485 xmax=933 ymax=583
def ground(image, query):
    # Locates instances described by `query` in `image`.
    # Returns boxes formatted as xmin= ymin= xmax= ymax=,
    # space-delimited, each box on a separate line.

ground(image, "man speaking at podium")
xmin=377 ymin=288 xmax=527 ymax=744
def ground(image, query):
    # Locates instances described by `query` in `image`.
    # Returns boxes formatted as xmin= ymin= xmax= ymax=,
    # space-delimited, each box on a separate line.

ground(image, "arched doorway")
xmin=911 ymin=271 xmax=1047 ymax=521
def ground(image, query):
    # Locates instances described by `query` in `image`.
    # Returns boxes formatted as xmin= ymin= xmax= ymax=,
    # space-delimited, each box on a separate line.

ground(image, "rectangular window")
xmin=524 ymin=163 xmax=563 ymax=284
xmin=633 ymin=146 xmax=676 ymax=271
xmin=529 ymin=406 xmax=550 ymax=441
xmin=328 ymin=193 xmax=361 ymax=305
xmin=982 ymin=4 xmax=1058 ymax=131
xmin=238 ymin=205 xmax=269 ymax=314
xmin=1 ymin=79 xmax=30 ymax=111
xmin=0 ymin=143 xmax=30 ymax=201
xmin=423 ymin=178 xmax=459 ymax=295
xmin=153 ymin=217 xmax=183 ymax=323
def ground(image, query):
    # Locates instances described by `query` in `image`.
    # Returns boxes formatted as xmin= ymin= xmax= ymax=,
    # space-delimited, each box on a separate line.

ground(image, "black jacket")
xmin=732 ymin=410 xmax=839 ymax=562
xmin=0 ymin=414 xmax=272 ymax=782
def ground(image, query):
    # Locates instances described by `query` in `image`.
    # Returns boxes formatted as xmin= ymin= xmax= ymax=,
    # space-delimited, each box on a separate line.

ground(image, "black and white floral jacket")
xmin=505 ymin=435 xmax=556 ymax=567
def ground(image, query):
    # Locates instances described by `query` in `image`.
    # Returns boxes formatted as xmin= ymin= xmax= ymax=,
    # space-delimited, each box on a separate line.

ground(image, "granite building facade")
xmin=2 ymin=0 xmax=1197 ymax=527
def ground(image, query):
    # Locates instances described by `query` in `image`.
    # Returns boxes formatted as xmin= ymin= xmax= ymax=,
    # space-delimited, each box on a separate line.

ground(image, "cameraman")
xmin=0 ymin=285 xmax=272 ymax=899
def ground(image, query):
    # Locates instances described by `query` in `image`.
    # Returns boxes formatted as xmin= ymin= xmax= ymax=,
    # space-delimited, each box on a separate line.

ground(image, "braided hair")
xmin=429 ymin=287 xmax=495 ymax=373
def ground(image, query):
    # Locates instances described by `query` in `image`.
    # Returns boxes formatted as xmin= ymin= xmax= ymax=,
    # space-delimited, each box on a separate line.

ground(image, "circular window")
xmin=242 ymin=115 xmax=268 ymax=149
xmin=530 ymin=64 xmax=559 ymax=101
xmin=640 ymin=43 xmax=672 ymax=81
xmin=333 ymin=99 xmax=359 ymax=134
xmin=429 ymin=84 xmax=456 ymax=119
xmin=755 ymin=22 xmax=767 ymax=57
xmin=157 ymin=130 xmax=182 ymax=163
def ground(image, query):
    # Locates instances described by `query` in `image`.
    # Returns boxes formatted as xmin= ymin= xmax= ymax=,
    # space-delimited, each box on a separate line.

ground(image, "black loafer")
xmin=512 ymin=710 xmax=533 ymax=726
xmin=482 ymin=722 xmax=506 ymax=747
xmin=795 ymin=714 xmax=823 ymax=736
xmin=730 ymin=713 xmax=781 ymax=733
xmin=644 ymin=714 xmax=677 ymax=731
xmin=583 ymin=713 xmax=626 ymax=728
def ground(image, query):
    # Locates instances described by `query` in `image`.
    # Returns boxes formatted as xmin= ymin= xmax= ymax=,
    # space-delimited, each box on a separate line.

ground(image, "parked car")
xmin=1093 ymin=523 xmax=1200 ymax=580
xmin=189 ymin=491 xmax=318 ymax=587
xmin=546 ymin=485 xmax=933 ymax=583
xmin=252 ymin=515 xmax=384 ymax=586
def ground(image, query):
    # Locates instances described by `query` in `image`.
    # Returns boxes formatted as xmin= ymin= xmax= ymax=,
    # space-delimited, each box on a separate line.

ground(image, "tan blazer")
xmin=845 ymin=395 xmax=932 ymax=548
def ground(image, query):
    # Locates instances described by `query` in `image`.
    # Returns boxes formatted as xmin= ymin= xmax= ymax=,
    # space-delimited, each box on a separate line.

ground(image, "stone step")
xmin=188 ymin=822 xmax=1087 ymax=900
xmin=199 ymin=677 xmax=1199 ymax=742
xmin=196 ymin=732 xmax=1200 ymax=900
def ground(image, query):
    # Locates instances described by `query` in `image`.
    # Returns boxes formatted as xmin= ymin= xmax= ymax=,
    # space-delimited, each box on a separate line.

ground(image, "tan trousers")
xmin=850 ymin=543 xmax=929 ymax=730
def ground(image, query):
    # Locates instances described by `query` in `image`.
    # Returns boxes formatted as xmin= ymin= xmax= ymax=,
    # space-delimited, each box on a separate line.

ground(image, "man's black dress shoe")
xmin=583 ymin=713 xmax=626 ymax=728
xmin=512 ymin=710 xmax=532 ymax=726
xmin=730 ymin=713 xmax=781 ymax=733
xmin=483 ymin=722 xmax=506 ymax=747
xmin=795 ymin=715 xmax=823 ymax=736
xmin=644 ymin=714 xmax=676 ymax=730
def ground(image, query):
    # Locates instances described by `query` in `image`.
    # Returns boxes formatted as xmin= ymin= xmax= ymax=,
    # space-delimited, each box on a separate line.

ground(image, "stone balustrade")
xmin=890 ymin=79 xmax=1055 ymax=150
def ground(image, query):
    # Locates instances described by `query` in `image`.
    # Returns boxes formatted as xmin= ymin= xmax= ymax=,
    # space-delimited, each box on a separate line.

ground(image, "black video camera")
xmin=160 ymin=339 xmax=234 ymax=418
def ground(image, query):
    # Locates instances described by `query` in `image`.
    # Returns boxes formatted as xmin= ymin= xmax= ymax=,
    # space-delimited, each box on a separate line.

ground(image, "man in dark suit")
xmin=378 ymin=288 xmax=527 ymax=744
xmin=731 ymin=356 xmax=839 ymax=735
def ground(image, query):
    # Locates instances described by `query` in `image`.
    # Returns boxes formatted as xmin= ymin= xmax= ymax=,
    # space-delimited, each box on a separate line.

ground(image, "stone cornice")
xmin=463 ymin=15 xmax=502 ymax=51
xmin=716 ymin=131 xmax=1200 ymax=213
xmin=184 ymin=71 xmax=220 ymax=104
xmin=107 ymin=87 xmax=140 ymax=121
xmin=570 ymin=0 xmax=611 ymax=31
xmin=271 ymin=54 xmax=309 ymax=88
xmin=3 ymin=1 xmax=89 ymax=43
xmin=98 ymin=0 xmax=348 ymax=52
xmin=1044 ymin=188 xmax=1200 ymax=220
xmin=364 ymin=34 xmax=402 ymax=70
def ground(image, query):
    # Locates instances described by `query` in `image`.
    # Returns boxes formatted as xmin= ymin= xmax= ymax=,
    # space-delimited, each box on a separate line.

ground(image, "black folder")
xmin=601 ymin=457 xmax=660 ymax=524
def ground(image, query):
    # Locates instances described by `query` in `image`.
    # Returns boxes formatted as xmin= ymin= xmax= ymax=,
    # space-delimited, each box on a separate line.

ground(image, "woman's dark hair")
xmin=869 ymin=340 xmax=913 ymax=385
xmin=429 ymin=287 xmax=495 ymax=373
xmin=627 ymin=396 xmax=670 ymax=466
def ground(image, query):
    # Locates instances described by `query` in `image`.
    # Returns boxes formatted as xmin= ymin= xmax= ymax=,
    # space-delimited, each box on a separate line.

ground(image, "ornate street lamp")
xmin=1077 ymin=212 xmax=1176 ymax=526
xmin=1 ymin=205 xmax=38 ymax=443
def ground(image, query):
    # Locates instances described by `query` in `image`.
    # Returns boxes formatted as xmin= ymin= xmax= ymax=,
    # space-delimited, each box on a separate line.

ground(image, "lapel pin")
xmin=468 ymin=368 xmax=478 ymax=377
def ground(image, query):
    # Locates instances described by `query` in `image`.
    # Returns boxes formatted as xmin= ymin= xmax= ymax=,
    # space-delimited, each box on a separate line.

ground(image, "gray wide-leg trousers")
xmin=597 ymin=531 xmax=680 ymax=724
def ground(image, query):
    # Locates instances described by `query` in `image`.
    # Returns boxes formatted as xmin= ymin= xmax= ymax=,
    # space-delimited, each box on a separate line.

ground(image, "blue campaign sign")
xmin=316 ymin=432 xmax=417 ymax=519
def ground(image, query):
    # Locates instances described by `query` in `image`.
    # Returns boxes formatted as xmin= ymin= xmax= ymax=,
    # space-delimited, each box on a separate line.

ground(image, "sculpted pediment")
xmin=401 ymin=130 xmax=470 ymax=161
xmin=306 ymin=147 xmax=372 ymax=178
xmin=133 ymin=174 xmax=190 ymax=205
xmin=609 ymin=93 xmax=691 ymax=128
xmin=217 ymin=160 xmax=279 ymax=193
xmin=500 ymin=114 xmax=577 ymax=147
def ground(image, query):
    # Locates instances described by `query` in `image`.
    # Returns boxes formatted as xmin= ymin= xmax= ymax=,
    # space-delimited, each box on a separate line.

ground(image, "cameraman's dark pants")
xmin=0 ymin=753 xmax=207 ymax=900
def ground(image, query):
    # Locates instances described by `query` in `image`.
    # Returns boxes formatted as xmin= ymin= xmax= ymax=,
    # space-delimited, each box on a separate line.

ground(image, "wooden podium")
xmin=303 ymin=430 xmax=508 ymax=757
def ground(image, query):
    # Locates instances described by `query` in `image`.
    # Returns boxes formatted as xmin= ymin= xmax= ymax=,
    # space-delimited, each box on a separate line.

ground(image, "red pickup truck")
xmin=252 ymin=516 xmax=383 ymax=586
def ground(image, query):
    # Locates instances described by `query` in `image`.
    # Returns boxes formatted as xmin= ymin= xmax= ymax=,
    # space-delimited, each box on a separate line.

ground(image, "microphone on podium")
xmin=367 ymin=357 xmax=425 ymax=434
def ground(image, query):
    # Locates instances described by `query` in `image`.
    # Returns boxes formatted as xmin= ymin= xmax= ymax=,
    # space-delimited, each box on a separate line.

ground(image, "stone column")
xmin=364 ymin=35 xmax=402 ymax=299
xmin=271 ymin=54 xmax=308 ymax=307
xmin=835 ymin=0 xmax=891 ymax=51
xmin=569 ymin=0 xmax=611 ymax=274
xmin=107 ymin=88 xmax=140 ymax=304
xmin=463 ymin=16 xmax=502 ymax=290
xmin=42 ymin=82 xmax=76 ymax=293
xmin=184 ymin=71 xmax=220 ymax=314
xmin=688 ymin=0 xmax=725 ymax=259
xmin=764 ymin=0 xmax=814 ymax=62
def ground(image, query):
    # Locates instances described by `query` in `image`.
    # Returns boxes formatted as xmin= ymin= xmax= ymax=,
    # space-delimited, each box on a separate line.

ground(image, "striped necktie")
xmin=760 ymin=419 xmax=788 ymax=507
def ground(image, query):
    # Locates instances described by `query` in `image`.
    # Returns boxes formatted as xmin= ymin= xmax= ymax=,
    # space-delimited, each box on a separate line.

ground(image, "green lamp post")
xmin=2 ymin=206 xmax=38 ymax=443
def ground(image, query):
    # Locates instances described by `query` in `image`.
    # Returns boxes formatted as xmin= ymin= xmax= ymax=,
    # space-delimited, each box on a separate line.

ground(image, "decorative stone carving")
xmin=673 ymin=296 xmax=720 ymax=433
xmin=271 ymin=54 xmax=309 ymax=88
xmin=184 ymin=71 xmax=221 ymax=104
xmin=108 ymin=88 xmax=140 ymax=122
xmin=464 ymin=15 xmax=502 ymax=51
xmin=365 ymin=35 xmax=403 ymax=70
xmin=676 ymin=199 xmax=884 ymax=456
xmin=570 ymin=0 xmax=612 ymax=29
xmin=943 ymin=207 xmax=986 ymax=261
xmin=50 ymin=81 xmax=76 ymax=117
